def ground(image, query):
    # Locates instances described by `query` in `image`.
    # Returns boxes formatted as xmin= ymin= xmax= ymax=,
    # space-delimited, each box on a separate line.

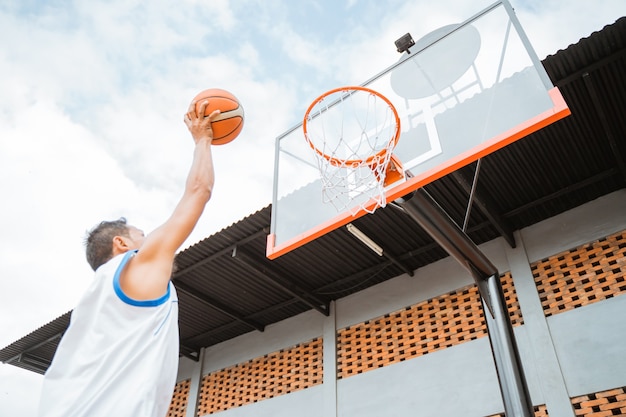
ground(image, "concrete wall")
xmin=175 ymin=189 xmax=626 ymax=417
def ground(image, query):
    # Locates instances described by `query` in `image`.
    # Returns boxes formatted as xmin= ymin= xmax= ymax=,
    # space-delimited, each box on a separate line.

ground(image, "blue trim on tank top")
xmin=113 ymin=250 xmax=171 ymax=307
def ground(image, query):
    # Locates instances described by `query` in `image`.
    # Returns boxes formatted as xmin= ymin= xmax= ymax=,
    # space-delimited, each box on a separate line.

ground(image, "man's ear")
xmin=112 ymin=235 xmax=129 ymax=255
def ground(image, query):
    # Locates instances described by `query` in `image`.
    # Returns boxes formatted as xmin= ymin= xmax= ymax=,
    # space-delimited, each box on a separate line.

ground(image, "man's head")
xmin=84 ymin=218 xmax=145 ymax=271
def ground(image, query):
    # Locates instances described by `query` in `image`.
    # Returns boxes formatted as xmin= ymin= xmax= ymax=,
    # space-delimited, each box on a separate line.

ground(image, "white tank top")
xmin=39 ymin=250 xmax=179 ymax=417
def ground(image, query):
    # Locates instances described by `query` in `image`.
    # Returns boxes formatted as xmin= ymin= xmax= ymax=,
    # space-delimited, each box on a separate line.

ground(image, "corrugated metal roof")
xmin=2 ymin=17 xmax=625 ymax=374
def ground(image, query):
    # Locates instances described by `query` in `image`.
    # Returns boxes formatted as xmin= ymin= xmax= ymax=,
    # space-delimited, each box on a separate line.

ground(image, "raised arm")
xmin=119 ymin=100 xmax=220 ymax=301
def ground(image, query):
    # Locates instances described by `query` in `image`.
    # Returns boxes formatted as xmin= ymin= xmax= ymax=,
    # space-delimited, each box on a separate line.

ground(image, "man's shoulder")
xmin=97 ymin=250 xmax=136 ymax=273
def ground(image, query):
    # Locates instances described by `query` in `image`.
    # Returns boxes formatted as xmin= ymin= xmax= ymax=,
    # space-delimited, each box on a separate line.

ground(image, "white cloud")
xmin=1 ymin=1 xmax=624 ymax=415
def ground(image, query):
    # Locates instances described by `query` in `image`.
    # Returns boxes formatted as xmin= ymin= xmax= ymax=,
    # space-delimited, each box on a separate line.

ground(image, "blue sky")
xmin=0 ymin=0 xmax=624 ymax=414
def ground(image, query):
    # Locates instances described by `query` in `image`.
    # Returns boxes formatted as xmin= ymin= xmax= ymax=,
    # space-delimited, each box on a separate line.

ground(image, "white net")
xmin=303 ymin=86 xmax=402 ymax=215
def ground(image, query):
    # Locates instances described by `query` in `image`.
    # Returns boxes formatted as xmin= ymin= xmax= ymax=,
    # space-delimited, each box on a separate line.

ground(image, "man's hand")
xmin=184 ymin=99 xmax=221 ymax=144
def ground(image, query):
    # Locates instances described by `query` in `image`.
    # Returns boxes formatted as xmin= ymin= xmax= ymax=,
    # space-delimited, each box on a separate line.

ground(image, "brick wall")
xmin=195 ymin=337 xmax=323 ymax=415
xmin=174 ymin=230 xmax=626 ymax=416
xmin=167 ymin=379 xmax=190 ymax=417
xmin=336 ymin=272 xmax=522 ymax=379
xmin=532 ymin=231 xmax=626 ymax=317
xmin=572 ymin=387 xmax=626 ymax=416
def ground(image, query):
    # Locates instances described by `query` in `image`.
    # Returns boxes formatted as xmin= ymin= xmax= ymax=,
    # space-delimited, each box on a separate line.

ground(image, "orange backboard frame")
xmin=267 ymin=87 xmax=569 ymax=259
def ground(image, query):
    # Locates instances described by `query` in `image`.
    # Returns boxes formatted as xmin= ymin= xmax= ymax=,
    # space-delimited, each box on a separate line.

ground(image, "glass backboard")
xmin=267 ymin=0 xmax=570 ymax=259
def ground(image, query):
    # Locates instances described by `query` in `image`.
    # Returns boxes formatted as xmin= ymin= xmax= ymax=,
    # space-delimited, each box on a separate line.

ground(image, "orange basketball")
xmin=192 ymin=88 xmax=244 ymax=145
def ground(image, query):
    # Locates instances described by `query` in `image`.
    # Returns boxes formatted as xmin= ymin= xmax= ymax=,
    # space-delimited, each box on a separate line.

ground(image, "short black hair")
xmin=84 ymin=217 xmax=130 ymax=271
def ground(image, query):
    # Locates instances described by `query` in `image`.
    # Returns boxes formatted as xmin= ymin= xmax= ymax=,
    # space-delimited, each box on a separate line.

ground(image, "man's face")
xmin=125 ymin=226 xmax=145 ymax=250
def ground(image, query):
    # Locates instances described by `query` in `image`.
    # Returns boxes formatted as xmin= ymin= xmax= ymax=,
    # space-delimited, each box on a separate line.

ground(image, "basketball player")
xmin=38 ymin=100 xmax=220 ymax=417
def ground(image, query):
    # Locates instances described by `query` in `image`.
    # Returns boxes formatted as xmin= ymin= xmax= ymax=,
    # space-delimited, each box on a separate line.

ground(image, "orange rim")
xmin=303 ymin=86 xmax=401 ymax=168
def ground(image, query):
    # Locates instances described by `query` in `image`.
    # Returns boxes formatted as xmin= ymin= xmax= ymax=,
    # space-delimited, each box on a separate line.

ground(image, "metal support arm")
xmin=395 ymin=188 xmax=533 ymax=417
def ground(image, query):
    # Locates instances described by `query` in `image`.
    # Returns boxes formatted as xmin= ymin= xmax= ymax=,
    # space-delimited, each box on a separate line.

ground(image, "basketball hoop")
xmin=303 ymin=86 xmax=404 ymax=214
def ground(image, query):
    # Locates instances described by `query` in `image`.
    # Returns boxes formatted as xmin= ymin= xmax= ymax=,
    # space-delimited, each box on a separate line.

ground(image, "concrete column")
xmin=504 ymin=231 xmax=575 ymax=417
xmin=186 ymin=348 xmax=206 ymax=417
xmin=323 ymin=301 xmax=337 ymax=417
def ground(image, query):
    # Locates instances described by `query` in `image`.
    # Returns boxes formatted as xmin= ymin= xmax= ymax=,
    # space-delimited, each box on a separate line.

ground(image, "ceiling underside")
xmin=2 ymin=17 xmax=625 ymax=374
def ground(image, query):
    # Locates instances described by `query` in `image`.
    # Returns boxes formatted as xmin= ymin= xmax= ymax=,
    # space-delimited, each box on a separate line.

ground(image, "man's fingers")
xmin=206 ymin=109 xmax=221 ymax=121
xmin=196 ymin=100 xmax=209 ymax=118
xmin=185 ymin=99 xmax=209 ymax=120
xmin=184 ymin=101 xmax=219 ymax=141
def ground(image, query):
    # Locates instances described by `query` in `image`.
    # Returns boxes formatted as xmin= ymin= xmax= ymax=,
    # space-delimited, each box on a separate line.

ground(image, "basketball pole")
xmin=394 ymin=188 xmax=534 ymax=417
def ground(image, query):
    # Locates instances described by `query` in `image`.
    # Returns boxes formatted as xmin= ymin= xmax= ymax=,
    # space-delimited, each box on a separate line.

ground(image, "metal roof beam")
xmin=18 ymin=352 xmax=51 ymax=370
xmin=183 ymin=296 xmax=306 ymax=346
xmin=504 ymin=169 xmax=617 ymax=217
xmin=583 ymin=72 xmax=626 ymax=183
xmin=381 ymin=250 xmax=415 ymax=277
xmin=174 ymin=281 xmax=265 ymax=332
xmin=14 ymin=362 xmax=47 ymax=375
xmin=452 ymin=170 xmax=516 ymax=248
xmin=173 ymin=228 xmax=268 ymax=278
xmin=231 ymin=247 xmax=330 ymax=316
xmin=315 ymin=261 xmax=393 ymax=296
xmin=552 ymin=48 xmax=626 ymax=88
xmin=180 ymin=348 xmax=200 ymax=362
xmin=4 ymin=332 xmax=63 ymax=365
xmin=345 ymin=223 xmax=415 ymax=277
xmin=184 ymin=320 xmax=241 ymax=345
